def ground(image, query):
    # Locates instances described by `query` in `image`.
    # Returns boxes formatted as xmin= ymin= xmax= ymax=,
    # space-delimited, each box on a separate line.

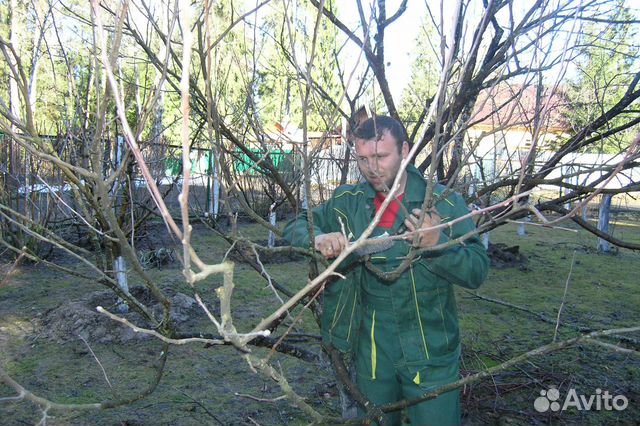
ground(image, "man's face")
xmin=354 ymin=130 xmax=408 ymax=192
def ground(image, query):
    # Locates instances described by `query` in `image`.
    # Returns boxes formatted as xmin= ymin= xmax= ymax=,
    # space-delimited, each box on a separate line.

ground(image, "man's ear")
xmin=402 ymin=141 xmax=409 ymax=159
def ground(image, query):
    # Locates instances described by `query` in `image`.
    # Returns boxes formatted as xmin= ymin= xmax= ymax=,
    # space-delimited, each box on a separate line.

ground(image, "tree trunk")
xmin=29 ymin=0 xmax=47 ymax=116
xmin=9 ymin=0 xmax=20 ymax=131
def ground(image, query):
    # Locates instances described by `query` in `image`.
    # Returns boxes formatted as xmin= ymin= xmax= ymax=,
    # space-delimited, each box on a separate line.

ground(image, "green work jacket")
xmin=284 ymin=165 xmax=489 ymax=367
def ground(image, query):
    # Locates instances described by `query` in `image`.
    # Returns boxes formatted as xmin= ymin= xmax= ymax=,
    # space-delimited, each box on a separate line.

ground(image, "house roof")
xmin=470 ymin=83 xmax=570 ymax=133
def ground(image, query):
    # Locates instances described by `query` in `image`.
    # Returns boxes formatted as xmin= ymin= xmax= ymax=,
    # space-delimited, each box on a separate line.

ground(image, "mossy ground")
xmin=0 ymin=215 xmax=638 ymax=425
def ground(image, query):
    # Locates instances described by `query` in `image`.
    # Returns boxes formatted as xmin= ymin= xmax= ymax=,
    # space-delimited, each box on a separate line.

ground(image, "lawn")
xmin=0 ymin=215 xmax=638 ymax=425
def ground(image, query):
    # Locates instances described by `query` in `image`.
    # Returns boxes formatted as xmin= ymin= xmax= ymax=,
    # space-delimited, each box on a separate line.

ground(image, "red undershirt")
xmin=373 ymin=192 xmax=404 ymax=229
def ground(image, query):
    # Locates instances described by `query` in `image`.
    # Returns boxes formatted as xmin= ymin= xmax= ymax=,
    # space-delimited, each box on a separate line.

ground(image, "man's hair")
xmin=352 ymin=115 xmax=408 ymax=152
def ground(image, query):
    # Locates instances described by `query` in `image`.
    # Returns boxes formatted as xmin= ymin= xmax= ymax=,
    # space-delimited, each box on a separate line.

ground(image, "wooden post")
xmin=268 ymin=203 xmax=277 ymax=248
xmin=114 ymin=135 xmax=129 ymax=312
xmin=206 ymin=148 xmax=220 ymax=219
xmin=517 ymin=215 xmax=529 ymax=236
xmin=301 ymin=186 xmax=308 ymax=210
xmin=482 ymin=232 xmax=490 ymax=250
xmin=563 ymin=165 xmax=572 ymax=210
xmin=597 ymin=194 xmax=612 ymax=253
xmin=114 ymin=256 xmax=129 ymax=313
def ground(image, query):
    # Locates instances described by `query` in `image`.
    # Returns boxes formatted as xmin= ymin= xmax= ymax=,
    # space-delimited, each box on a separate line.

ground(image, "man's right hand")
xmin=315 ymin=233 xmax=348 ymax=258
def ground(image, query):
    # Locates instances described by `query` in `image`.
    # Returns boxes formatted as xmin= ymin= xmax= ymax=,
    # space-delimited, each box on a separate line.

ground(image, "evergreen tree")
xmin=565 ymin=3 xmax=640 ymax=153
xmin=399 ymin=19 xmax=439 ymax=138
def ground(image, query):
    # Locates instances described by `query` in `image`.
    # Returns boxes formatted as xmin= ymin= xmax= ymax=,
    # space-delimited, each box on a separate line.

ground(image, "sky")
xmin=379 ymin=2 xmax=425 ymax=100
xmin=338 ymin=0 xmax=425 ymax=100
xmin=337 ymin=0 xmax=640 ymax=102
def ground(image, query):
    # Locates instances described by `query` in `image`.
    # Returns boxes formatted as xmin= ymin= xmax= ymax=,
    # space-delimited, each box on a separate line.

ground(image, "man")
xmin=284 ymin=116 xmax=489 ymax=425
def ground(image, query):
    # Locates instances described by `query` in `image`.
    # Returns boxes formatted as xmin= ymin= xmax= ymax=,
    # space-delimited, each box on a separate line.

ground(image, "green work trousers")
xmin=355 ymin=295 xmax=461 ymax=426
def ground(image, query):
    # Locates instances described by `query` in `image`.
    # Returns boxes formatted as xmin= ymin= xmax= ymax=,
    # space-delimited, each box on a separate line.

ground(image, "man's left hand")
xmin=403 ymin=208 xmax=441 ymax=248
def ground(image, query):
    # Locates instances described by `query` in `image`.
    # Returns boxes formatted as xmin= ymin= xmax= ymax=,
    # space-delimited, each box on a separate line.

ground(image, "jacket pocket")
xmin=403 ymin=265 xmax=460 ymax=365
xmin=410 ymin=361 xmax=460 ymax=390
xmin=321 ymin=270 xmax=361 ymax=353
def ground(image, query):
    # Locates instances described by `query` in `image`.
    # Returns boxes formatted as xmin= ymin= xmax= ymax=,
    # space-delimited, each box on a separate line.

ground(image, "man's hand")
xmin=403 ymin=208 xmax=441 ymax=248
xmin=315 ymin=232 xmax=348 ymax=258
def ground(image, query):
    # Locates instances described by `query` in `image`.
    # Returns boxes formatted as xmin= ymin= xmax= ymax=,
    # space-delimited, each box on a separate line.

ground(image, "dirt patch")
xmin=487 ymin=243 xmax=528 ymax=270
xmin=36 ymin=286 xmax=201 ymax=344
xmin=131 ymin=220 xmax=181 ymax=252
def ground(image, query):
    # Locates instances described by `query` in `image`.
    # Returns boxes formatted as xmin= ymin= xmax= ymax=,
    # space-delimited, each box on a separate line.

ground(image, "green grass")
xmin=0 ymin=217 xmax=638 ymax=425
xmin=457 ymin=220 xmax=639 ymax=425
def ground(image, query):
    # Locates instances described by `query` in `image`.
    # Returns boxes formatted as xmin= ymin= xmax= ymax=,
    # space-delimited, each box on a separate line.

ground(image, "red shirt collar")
xmin=373 ymin=192 xmax=404 ymax=228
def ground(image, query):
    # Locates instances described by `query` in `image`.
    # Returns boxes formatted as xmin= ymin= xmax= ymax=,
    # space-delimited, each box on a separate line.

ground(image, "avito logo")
xmin=534 ymin=387 xmax=628 ymax=412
